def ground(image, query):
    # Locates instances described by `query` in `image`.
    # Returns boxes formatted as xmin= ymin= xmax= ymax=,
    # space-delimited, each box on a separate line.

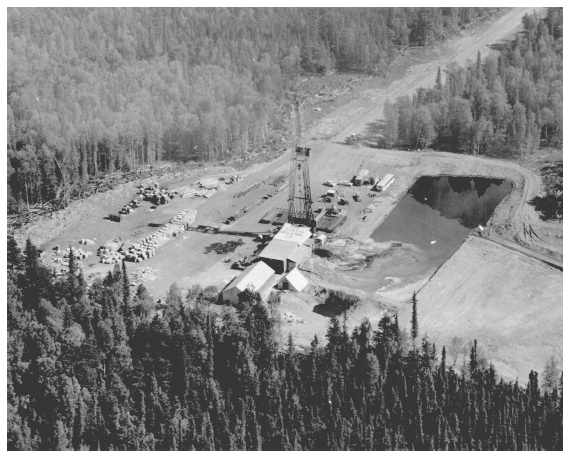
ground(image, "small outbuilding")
xmin=221 ymin=261 xmax=275 ymax=306
xmin=314 ymin=234 xmax=327 ymax=247
xmin=278 ymin=268 xmax=309 ymax=293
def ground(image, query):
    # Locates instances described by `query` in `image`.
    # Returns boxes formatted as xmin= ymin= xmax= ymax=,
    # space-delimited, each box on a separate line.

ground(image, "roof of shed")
xmin=224 ymin=261 xmax=275 ymax=292
xmin=259 ymin=239 xmax=298 ymax=261
xmin=273 ymin=223 xmax=312 ymax=245
xmin=284 ymin=268 xmax=309 ymax=291
xmin=287 ymin=243 xmax=311 ymax=264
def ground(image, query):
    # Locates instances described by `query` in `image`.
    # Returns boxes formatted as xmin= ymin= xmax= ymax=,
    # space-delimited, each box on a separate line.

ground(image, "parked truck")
xmin=353 ymin=169 xmax=369 ymax=186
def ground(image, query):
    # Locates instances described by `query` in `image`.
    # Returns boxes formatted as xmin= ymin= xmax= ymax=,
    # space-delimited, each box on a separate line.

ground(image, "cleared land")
xmin=20 ymin=7 xmax=561 ymax=381
xmin=400 ymin=236 xmax=563 ymax=382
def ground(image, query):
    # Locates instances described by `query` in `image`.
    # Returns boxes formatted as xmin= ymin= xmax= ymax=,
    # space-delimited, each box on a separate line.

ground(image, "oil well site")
xmin=20 ymin=114 xmax=562 ymax=383
xmin=14 ymin=9 xmax=562 ymax=384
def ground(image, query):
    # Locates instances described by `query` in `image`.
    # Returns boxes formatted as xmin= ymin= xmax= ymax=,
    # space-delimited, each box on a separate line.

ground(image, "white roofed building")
xmin=258 ymin=223 xmax=313 ymax=273
xmin=278 ymin=268 xmax=309 ymax=293
xmin=273 ymin=223 xmax=312 ymax=245
xmin=221 ymin=261 xmax=275 ymax=306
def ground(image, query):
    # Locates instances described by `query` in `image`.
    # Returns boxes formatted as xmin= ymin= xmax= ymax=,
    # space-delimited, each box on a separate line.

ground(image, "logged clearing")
xmin=20 ymin=7 xmax=561 ymax=381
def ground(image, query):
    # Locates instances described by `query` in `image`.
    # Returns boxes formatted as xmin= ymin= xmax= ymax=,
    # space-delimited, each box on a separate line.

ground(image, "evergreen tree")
xmin=7 ymin=235 xmax=23 ymax=271
xmin=411 ymin=291 xmax=418 ymax=346
xmin=5 ymin=200 xmax=563 ymax=451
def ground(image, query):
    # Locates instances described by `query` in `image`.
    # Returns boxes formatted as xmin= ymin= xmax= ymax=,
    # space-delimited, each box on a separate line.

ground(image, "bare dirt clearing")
xmin=20 ymin=8 xmax=559 ymax=381
xmin=399 ymin=236 xmax=562 ymax=382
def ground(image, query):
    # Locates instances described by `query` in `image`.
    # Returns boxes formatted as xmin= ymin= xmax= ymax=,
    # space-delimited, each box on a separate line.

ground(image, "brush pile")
xmin=138 ymin=183 xmax=177 ymax=206
xmin=119 ymin=195 xmax=143 ymax=215
xmin=130 ymin=267 xmax=156 ymax=285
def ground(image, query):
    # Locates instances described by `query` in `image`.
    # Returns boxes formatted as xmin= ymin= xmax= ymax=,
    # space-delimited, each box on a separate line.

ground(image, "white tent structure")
xmin=278 ymin=268 xmax=309 ymax=293
xmin=221 ymin=261 xmax=275 ymax=306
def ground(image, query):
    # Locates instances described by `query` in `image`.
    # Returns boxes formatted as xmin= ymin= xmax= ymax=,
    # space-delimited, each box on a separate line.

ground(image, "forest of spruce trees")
xmin=382 ymin=8 xmax=562 ymax=156
xmin=7 ymin=237 xmax=563 ymax=450
xmin=7 ymin=7 xmax=500 ymax=212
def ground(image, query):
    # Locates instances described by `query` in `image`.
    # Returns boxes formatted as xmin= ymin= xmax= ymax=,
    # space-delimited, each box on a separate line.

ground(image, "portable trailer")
xmin=375 ymin=174 xmax=395 ymax=192
xmin=353 ymin=169 xmax=369 ymax=186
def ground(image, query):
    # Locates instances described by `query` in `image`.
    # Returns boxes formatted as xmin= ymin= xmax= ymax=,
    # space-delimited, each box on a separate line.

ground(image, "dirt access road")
xmin=322 ymin=7 xmax=546 ymax=144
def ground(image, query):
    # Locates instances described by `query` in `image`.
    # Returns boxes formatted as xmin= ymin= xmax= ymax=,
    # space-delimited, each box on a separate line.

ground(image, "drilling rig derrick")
xmin=288 ymin=100 xmax=315 ymax=229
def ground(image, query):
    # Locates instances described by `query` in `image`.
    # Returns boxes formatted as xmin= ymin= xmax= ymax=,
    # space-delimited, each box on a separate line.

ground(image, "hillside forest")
xmin=7 ymin=7 xmax=501 ymax=212
xmin=7 ymin=237 xmax=563 ymax=450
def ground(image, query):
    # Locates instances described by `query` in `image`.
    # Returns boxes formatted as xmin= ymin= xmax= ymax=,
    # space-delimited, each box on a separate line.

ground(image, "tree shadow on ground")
xmin=312 ymin=289 xmax=362 ymax=318
xmin=333 ymin=119 xmax=388 ymax=149
xmin=529 ymin=195 xmax=562 ymax=221
xmin=313 ymin=303 xmax=344 ymax=317
xmin=204 ymin=238 xmax=244 ymax=254
xmin=361 ymin=119 xmax=387 ymax=149
xmin=487 ymin=41 xmax=510 ymax=52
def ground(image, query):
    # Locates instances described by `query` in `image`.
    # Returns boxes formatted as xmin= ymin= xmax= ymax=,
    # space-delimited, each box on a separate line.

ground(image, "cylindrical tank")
xmin=369 ymin=176 xmax=376 ymax=185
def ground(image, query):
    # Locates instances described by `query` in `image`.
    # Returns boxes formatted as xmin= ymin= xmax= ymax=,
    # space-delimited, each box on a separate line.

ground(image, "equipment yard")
xmin=17 ymin=7 xmax=561 ymax=382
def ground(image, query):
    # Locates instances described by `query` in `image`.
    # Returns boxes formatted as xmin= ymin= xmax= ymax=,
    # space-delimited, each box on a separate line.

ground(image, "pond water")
xmin=371 ymin=175 xmax=513 ymax=254
xmin=359 ymin=176 xmax=513 ymax=294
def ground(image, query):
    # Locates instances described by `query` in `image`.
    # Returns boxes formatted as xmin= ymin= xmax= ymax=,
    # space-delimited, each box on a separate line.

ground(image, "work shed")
xmin=259 ymin=239 xmax=311 ymax=274
xmin=221 ymin=261 xmax=275 ymax=306
xmin=258 ymin=223 xmax=313 ymax=273
xmin=278 ymin=268 xmax=309 ymax=293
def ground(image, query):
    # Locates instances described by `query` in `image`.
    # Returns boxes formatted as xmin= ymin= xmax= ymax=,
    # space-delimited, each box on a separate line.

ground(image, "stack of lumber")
xmin=199 ymin=177 xmax=222 ymax=189
xmin=98 ymin=246 xmax=126 ymax=264
xmin=61 ymin=246 xmax=93 ymax=260
xmin=123 ymin=209 xmax=197 ymax=262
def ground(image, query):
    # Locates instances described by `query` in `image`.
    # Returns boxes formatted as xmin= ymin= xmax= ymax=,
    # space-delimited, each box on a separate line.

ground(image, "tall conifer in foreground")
xmin=411 ymin=291 xmax=419 ymax=348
